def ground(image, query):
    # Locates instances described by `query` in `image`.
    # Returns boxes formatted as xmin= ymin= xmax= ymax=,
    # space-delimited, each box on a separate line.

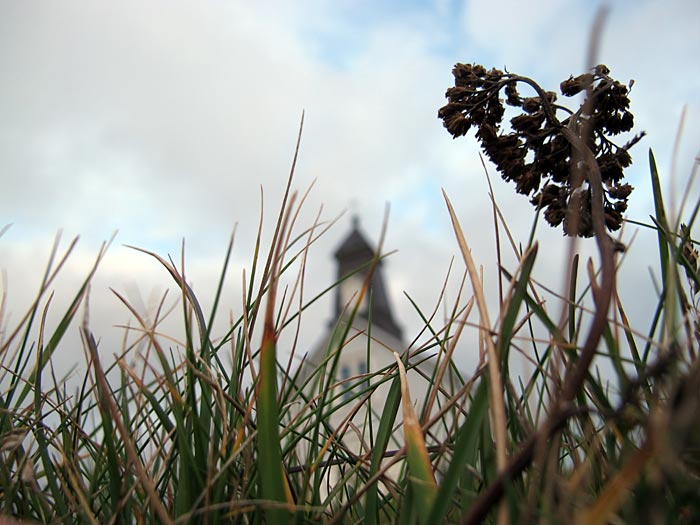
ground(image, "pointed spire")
xmin=333 ymin=217 xmax=403 ymax=341
xmin=334 ymin=217 xmax=374 ymax=263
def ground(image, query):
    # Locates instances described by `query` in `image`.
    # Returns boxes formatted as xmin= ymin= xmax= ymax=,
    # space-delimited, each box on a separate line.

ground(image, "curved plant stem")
xmin=460 ymin=18 xmax=617 ymax=525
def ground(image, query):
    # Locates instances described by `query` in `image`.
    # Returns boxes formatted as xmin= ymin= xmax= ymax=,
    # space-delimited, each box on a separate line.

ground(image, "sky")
xmin=1 ymin=0 xmax=699 ymax=379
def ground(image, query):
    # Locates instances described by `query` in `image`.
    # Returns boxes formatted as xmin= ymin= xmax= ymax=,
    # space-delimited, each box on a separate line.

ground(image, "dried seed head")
xmin=438 ymin=63 xmax=643 ymax=236
xmin=522 ymin=97 xmax=542 ymax=114
xmin=505 ymin=81 xmax=522 ymax=106
xmin=560 ymin=73 xmax=594 ymax=96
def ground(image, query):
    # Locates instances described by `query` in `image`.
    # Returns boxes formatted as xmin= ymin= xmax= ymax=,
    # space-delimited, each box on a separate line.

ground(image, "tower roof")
xmin=333 ymin=216 xmax=402 ymax=341
xmin=334 ymin=217 xmax=376 ymax=263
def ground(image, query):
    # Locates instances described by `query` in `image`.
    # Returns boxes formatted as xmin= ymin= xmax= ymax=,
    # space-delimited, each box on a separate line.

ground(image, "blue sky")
xmin=1 ymin=0 xmax=698 ymax=376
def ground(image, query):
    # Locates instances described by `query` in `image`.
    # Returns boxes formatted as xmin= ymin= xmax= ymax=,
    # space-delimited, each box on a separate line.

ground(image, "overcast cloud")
xmin=1 ymin=0 xmax=699 ymax=378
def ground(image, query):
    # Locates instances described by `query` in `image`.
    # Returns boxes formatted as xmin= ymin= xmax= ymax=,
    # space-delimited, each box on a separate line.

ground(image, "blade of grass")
xmin=32 ymin=293 xmax=70 ymax=522
xmin=443 ymin=191 xmax=508 ymax=491
xmin=497 ymin=243 xmax=538 ymax=376
xmin=364 ymin=373 xmax=402 ymax=525
xmin=256 ymin=194 xmax=296 ymax=522
xmin=429 ymin=376 xmax=489 ymax=523
xmin=392 ymin=351 xmax=437 ymax=525
xmin=649 ymin=149 xmax=672 ymax=302
xmin=568 ymin=254 xmax=580 ymax=343
xmin=84 ymin=328 xmax=174 ymax=525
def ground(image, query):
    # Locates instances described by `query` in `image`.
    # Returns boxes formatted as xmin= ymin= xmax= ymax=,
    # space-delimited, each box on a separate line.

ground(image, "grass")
xmin=2 ymin=128 xmax=700 ymax=522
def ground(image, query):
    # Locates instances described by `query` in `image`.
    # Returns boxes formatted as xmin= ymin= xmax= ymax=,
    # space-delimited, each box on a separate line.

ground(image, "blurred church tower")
xmin=294 ymin=216 xmax=457 ymax=495
xmin=332 ymin=215 xmax=402 ymax=342
xmin=300 ymin=217 xmax=405 ymax=408
xmin=299 ymin=216 xmax=406 ymax=392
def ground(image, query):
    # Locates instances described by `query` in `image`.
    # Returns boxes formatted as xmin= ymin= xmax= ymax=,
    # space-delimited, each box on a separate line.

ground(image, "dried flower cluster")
xmin=438 ymin=63 xmax=645 ymax=237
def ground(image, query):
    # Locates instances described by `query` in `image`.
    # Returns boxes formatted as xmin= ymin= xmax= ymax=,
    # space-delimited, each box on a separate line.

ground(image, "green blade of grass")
xmin=255 ymin=197 xmax=295 ymax=522
xmin=365 ymin=373 xmax=402 ymax=525
xmin=497 ymin=243 xmax=538 ymax=374
xmin=429 ymin=376 xmax=489 ymax=523
xmin=203 ymin=229 xmax=236 ymax=354
xmin=32 ymin=296 xmax=71 ymax=522
xmin=568 ymin=254 xmax=580 ymax=343
xmin=257 ymin=334 xmax=292 ymax=517
xmin=500 ymin=267 xmax=567 ymax=347
xmin=649 ymin=149 xmax=671 ymax=284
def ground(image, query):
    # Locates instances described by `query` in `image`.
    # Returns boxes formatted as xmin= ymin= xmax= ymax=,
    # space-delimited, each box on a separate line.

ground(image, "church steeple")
xmin=333 ymin=216 xmax=402 ymax=341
